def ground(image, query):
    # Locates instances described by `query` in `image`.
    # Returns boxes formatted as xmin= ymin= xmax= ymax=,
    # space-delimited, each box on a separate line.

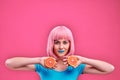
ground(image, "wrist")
xmin=78 ymin=56 xmax=88 ymax=64
xmin=32 ymin=57 xmax=41 ymax=64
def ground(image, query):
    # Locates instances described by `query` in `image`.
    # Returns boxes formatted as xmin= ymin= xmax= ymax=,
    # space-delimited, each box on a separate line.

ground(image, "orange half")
xmin=67 ymin=56 xmax=78 ymax=67
xmin=44 ymin=57 xmax=56 ymax=68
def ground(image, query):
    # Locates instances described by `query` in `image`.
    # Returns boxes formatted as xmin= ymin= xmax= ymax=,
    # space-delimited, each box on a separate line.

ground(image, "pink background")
xmin=0 ymin=0 xmax=120 ymax=80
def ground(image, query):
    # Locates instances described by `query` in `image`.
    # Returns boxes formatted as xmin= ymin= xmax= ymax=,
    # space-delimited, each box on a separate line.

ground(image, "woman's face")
xmin=53 ymin=39 xmax=70 ymax=58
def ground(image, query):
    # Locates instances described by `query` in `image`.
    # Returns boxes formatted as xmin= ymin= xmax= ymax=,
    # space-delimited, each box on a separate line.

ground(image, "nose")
xmin=59 ymin=43 xmax=64 ymax=49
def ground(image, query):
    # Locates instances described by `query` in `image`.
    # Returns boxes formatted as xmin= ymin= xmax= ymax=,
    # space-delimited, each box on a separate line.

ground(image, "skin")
xmin=5 ymin=38 xmax=114 ymax=74
xmin=52 ymin=39 xmax=70 ymax=71
xmin=53 ymin=39 xmax=70 ymax=58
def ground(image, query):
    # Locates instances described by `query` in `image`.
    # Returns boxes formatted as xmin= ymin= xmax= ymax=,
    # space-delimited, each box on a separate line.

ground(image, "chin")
xmin=56 ymin=54 xmax=64 ymax=57
xmin=56 ymin=52 xmax=67 ymax=58
xmin=59 ymin=54 xmax=67 ymax=58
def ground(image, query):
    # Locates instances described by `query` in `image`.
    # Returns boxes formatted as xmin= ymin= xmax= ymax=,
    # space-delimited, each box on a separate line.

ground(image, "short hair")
xmin=47 ymin=26 xmax=75 ymax=57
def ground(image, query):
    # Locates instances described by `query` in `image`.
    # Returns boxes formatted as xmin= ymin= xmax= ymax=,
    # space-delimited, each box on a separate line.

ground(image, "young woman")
xmin=5 ymin=26 xmax=114 ymax=80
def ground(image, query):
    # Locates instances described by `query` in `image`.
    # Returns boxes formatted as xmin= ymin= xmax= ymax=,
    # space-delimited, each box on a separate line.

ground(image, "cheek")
xmin=66 ymin=44 xmax=70 ymax=49
xmin=53 ymin=46 xmax=57 ymax=54
xmin=53 ymin=45 xmax=58 ymax=51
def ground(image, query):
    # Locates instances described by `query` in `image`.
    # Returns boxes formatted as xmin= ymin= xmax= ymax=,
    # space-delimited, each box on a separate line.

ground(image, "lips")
xmin=58 ymin=50 xmax=65 ymax=53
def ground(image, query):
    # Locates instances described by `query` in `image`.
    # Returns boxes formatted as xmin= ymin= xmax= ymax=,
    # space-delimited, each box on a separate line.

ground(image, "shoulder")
xmin=35 ymin=63 xmax=48 ymax=72
xmin=76 ymin=63 xmax=86 ymax=74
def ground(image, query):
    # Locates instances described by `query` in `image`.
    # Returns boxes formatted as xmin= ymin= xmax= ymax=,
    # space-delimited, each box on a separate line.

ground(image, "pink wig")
xmin=47 ymin=26 xmax=75 ymax=57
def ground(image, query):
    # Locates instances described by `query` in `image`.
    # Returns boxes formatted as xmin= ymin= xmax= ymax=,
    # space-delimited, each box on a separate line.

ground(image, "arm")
xmin=5 ymin=57 xmax=45 ymax=71
xmin=77 ymin=56 xmax=115 ymax=74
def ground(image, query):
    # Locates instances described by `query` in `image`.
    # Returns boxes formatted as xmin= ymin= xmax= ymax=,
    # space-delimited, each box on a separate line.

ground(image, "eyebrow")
xmin=54 ymin=40 xmax=58 ymax=42
xmin=54 ymin=40 xmax=69 ymax=42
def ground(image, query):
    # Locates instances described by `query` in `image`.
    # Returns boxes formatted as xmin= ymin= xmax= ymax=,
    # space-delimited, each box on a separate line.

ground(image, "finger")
xmin=53 ymin=63 xmax=58 ymax=68
xmin=78 ymin=60 xmax=82 ymax=64
xmin=63 ymin=61 xmax=68 ymax=65
xmin=63 ymin=56 xmax=68 ymax=59
xmin=63 ymin=58 xmax=67 ymax=62
xmin=65 ymin=64 xmax=69 ymax=67
xmin=52 ymin=65 xmax=56 ymax=69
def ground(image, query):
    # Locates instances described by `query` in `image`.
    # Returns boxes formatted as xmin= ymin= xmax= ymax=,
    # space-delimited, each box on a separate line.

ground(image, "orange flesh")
xmin=67 ymin=56 xmax=78 ymax=67
xmin=44 ymin=57 xmax=56 ymax=68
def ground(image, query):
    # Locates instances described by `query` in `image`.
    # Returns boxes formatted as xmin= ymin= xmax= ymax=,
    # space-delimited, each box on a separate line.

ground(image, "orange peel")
xmin=44 ymin=57 xmax=56 ymax=68
xmin=67 ymin=56 xmax=78 ymax=67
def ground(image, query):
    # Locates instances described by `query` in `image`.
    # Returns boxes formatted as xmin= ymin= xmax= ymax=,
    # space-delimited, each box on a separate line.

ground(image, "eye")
xmin=63 ymin=41 xmax=69 ymax=44
xmin=54 ymin=40 xmax=60 ymax=44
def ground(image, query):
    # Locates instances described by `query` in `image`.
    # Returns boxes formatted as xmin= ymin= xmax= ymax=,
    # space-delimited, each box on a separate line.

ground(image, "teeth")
xmin=58 ymin=50 xmax=64 ymax=53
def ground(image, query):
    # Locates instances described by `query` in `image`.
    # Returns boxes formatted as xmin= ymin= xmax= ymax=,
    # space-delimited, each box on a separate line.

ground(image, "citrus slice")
xmin=67 ymin=56 xmax=78 ymax=68
xmin=44 ymin=57 xmax=56 ymax=68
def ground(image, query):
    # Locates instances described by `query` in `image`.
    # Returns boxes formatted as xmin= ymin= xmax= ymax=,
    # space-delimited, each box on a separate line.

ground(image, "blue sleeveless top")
xmin=35 ymin=64 xmax=86 ymax=80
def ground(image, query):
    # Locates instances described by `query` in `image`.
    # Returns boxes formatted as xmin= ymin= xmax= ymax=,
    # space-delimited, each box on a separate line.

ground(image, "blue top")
xmin=35 ymin=64 xmax=86 ymax=80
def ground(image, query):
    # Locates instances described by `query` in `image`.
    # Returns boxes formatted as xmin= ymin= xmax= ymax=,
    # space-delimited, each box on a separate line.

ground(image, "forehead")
xmin=54 ymin=39 xmax=69 ymax=42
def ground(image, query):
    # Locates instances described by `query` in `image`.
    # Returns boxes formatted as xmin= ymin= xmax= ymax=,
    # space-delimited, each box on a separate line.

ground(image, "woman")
xmin=5 ymin=26 xmax=114 ymax=80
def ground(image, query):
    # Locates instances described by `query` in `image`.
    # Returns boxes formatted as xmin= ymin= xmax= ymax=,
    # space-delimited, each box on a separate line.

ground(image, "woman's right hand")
xmin=40 ymin=57 xmax=50 ymax=66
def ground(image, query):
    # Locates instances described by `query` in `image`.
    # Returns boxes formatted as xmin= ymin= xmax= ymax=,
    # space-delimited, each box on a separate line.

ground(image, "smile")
xmin=58 ymin=50 xmax=65 ymax=53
